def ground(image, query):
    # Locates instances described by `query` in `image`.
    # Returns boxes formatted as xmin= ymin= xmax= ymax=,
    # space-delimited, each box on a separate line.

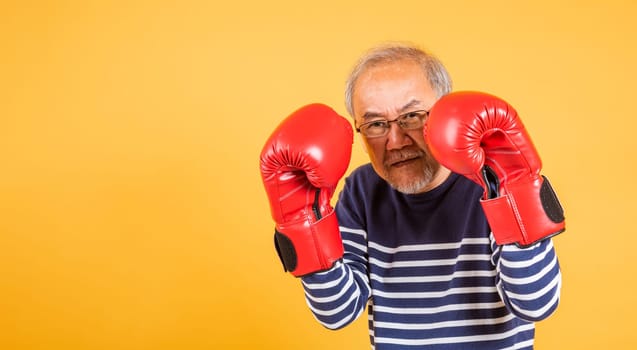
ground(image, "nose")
xmin=385 ymin=122 xmax=413 ymax=150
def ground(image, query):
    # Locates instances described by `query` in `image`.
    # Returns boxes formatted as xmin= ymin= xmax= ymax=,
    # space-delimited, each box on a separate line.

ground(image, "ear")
xmin=357 ymin=133 xmax=369 ymax=154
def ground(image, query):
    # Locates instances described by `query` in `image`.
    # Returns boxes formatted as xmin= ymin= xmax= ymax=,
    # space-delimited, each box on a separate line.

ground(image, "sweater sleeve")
xmin=491 ymin=236 xmax=562 ymax=322
xmin=299 ymin=170 xmax=372 ymax=330
xmin=300 ymin=225 xmax=371 ymax=329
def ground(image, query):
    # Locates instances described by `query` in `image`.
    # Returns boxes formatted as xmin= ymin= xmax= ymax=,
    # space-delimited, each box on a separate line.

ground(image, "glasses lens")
xmin=361 ymin=121 xmax=388 ymax=137
xmin=399 ymin=111 xmax=426 ymax=129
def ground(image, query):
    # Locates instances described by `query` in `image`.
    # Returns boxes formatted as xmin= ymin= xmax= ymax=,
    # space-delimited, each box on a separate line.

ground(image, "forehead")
xmin=352 ymin=60 xmax=434 ymax=118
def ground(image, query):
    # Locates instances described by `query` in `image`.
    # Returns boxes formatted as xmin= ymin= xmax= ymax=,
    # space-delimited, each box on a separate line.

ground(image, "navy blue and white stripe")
xmin=301 ymin=164 xmax=561 ymax=349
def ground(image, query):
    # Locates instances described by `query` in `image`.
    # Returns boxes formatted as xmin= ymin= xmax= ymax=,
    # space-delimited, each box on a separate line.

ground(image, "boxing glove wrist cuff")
xmin=274 ymin=210 xmax=344 ymax=277
xmin=480 ymin=175 xmax=565 ymax=248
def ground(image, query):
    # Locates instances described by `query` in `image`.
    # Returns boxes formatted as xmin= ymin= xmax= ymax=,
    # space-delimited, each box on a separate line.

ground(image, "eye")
xmin=365 ymin=120 xmax=388 ymax=129
xmin=402 ymin=111 xmax=424 ymax=120
xmin=398 ymin=110 xmax=427 ymax=129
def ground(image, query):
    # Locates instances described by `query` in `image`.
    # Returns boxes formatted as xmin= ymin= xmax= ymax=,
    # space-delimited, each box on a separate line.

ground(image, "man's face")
xmin=352 ymin=60 xmax=443 ymax=194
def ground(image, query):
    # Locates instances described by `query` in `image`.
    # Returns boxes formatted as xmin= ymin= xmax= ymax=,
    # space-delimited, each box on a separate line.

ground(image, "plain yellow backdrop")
xmin=1 ymin=0 xmax=636 ymax=349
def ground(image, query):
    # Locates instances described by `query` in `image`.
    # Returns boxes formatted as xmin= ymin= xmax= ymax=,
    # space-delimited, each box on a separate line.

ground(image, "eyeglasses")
xmin=355 ymin=110 xmax=430 ymax=138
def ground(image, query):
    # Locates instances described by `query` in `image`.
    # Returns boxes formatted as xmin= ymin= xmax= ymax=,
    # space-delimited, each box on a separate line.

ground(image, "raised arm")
xmin=259 ymin=103 xmax=353 ymax=277
xmin=425 ymin=91 xmax=565 ymax=319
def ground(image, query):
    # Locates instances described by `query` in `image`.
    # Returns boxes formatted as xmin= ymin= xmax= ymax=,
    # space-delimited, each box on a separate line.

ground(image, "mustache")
xmin=384 ymin=148 xmax=427 ymax=166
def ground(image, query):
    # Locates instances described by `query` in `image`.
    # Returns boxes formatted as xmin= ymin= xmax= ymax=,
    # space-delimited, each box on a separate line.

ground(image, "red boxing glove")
xmin=424 ymin=91 xmax=565 ymax=247
xmin=260 ymin=104 xmax=353 ymax=276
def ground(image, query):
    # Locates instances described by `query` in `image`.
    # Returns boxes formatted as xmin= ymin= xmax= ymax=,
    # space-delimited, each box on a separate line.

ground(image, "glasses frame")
xmin=355 ymin=109 xmax=430 ymax=138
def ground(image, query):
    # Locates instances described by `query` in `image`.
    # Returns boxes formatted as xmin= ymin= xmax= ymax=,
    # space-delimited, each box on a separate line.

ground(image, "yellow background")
xmin=1 ymin=0 xmax=635 ymax=349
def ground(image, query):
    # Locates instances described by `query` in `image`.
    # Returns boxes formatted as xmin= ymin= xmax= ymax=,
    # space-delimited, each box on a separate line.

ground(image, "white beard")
xmin=388 ymin=162 xmax=438 ymax=194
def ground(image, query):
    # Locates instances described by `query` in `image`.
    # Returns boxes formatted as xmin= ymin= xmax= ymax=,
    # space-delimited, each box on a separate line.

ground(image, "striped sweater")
xmin=301 ymin=164 xmax=561 ymax=349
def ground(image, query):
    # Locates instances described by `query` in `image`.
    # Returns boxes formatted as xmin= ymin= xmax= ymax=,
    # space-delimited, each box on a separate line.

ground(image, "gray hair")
xmin=344 ymin=43 xmax=452 ymax=117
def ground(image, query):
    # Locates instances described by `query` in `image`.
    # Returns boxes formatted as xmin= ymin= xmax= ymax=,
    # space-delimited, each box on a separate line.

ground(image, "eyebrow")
xmin=361 ymin=99 xmax=424 ymax=121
